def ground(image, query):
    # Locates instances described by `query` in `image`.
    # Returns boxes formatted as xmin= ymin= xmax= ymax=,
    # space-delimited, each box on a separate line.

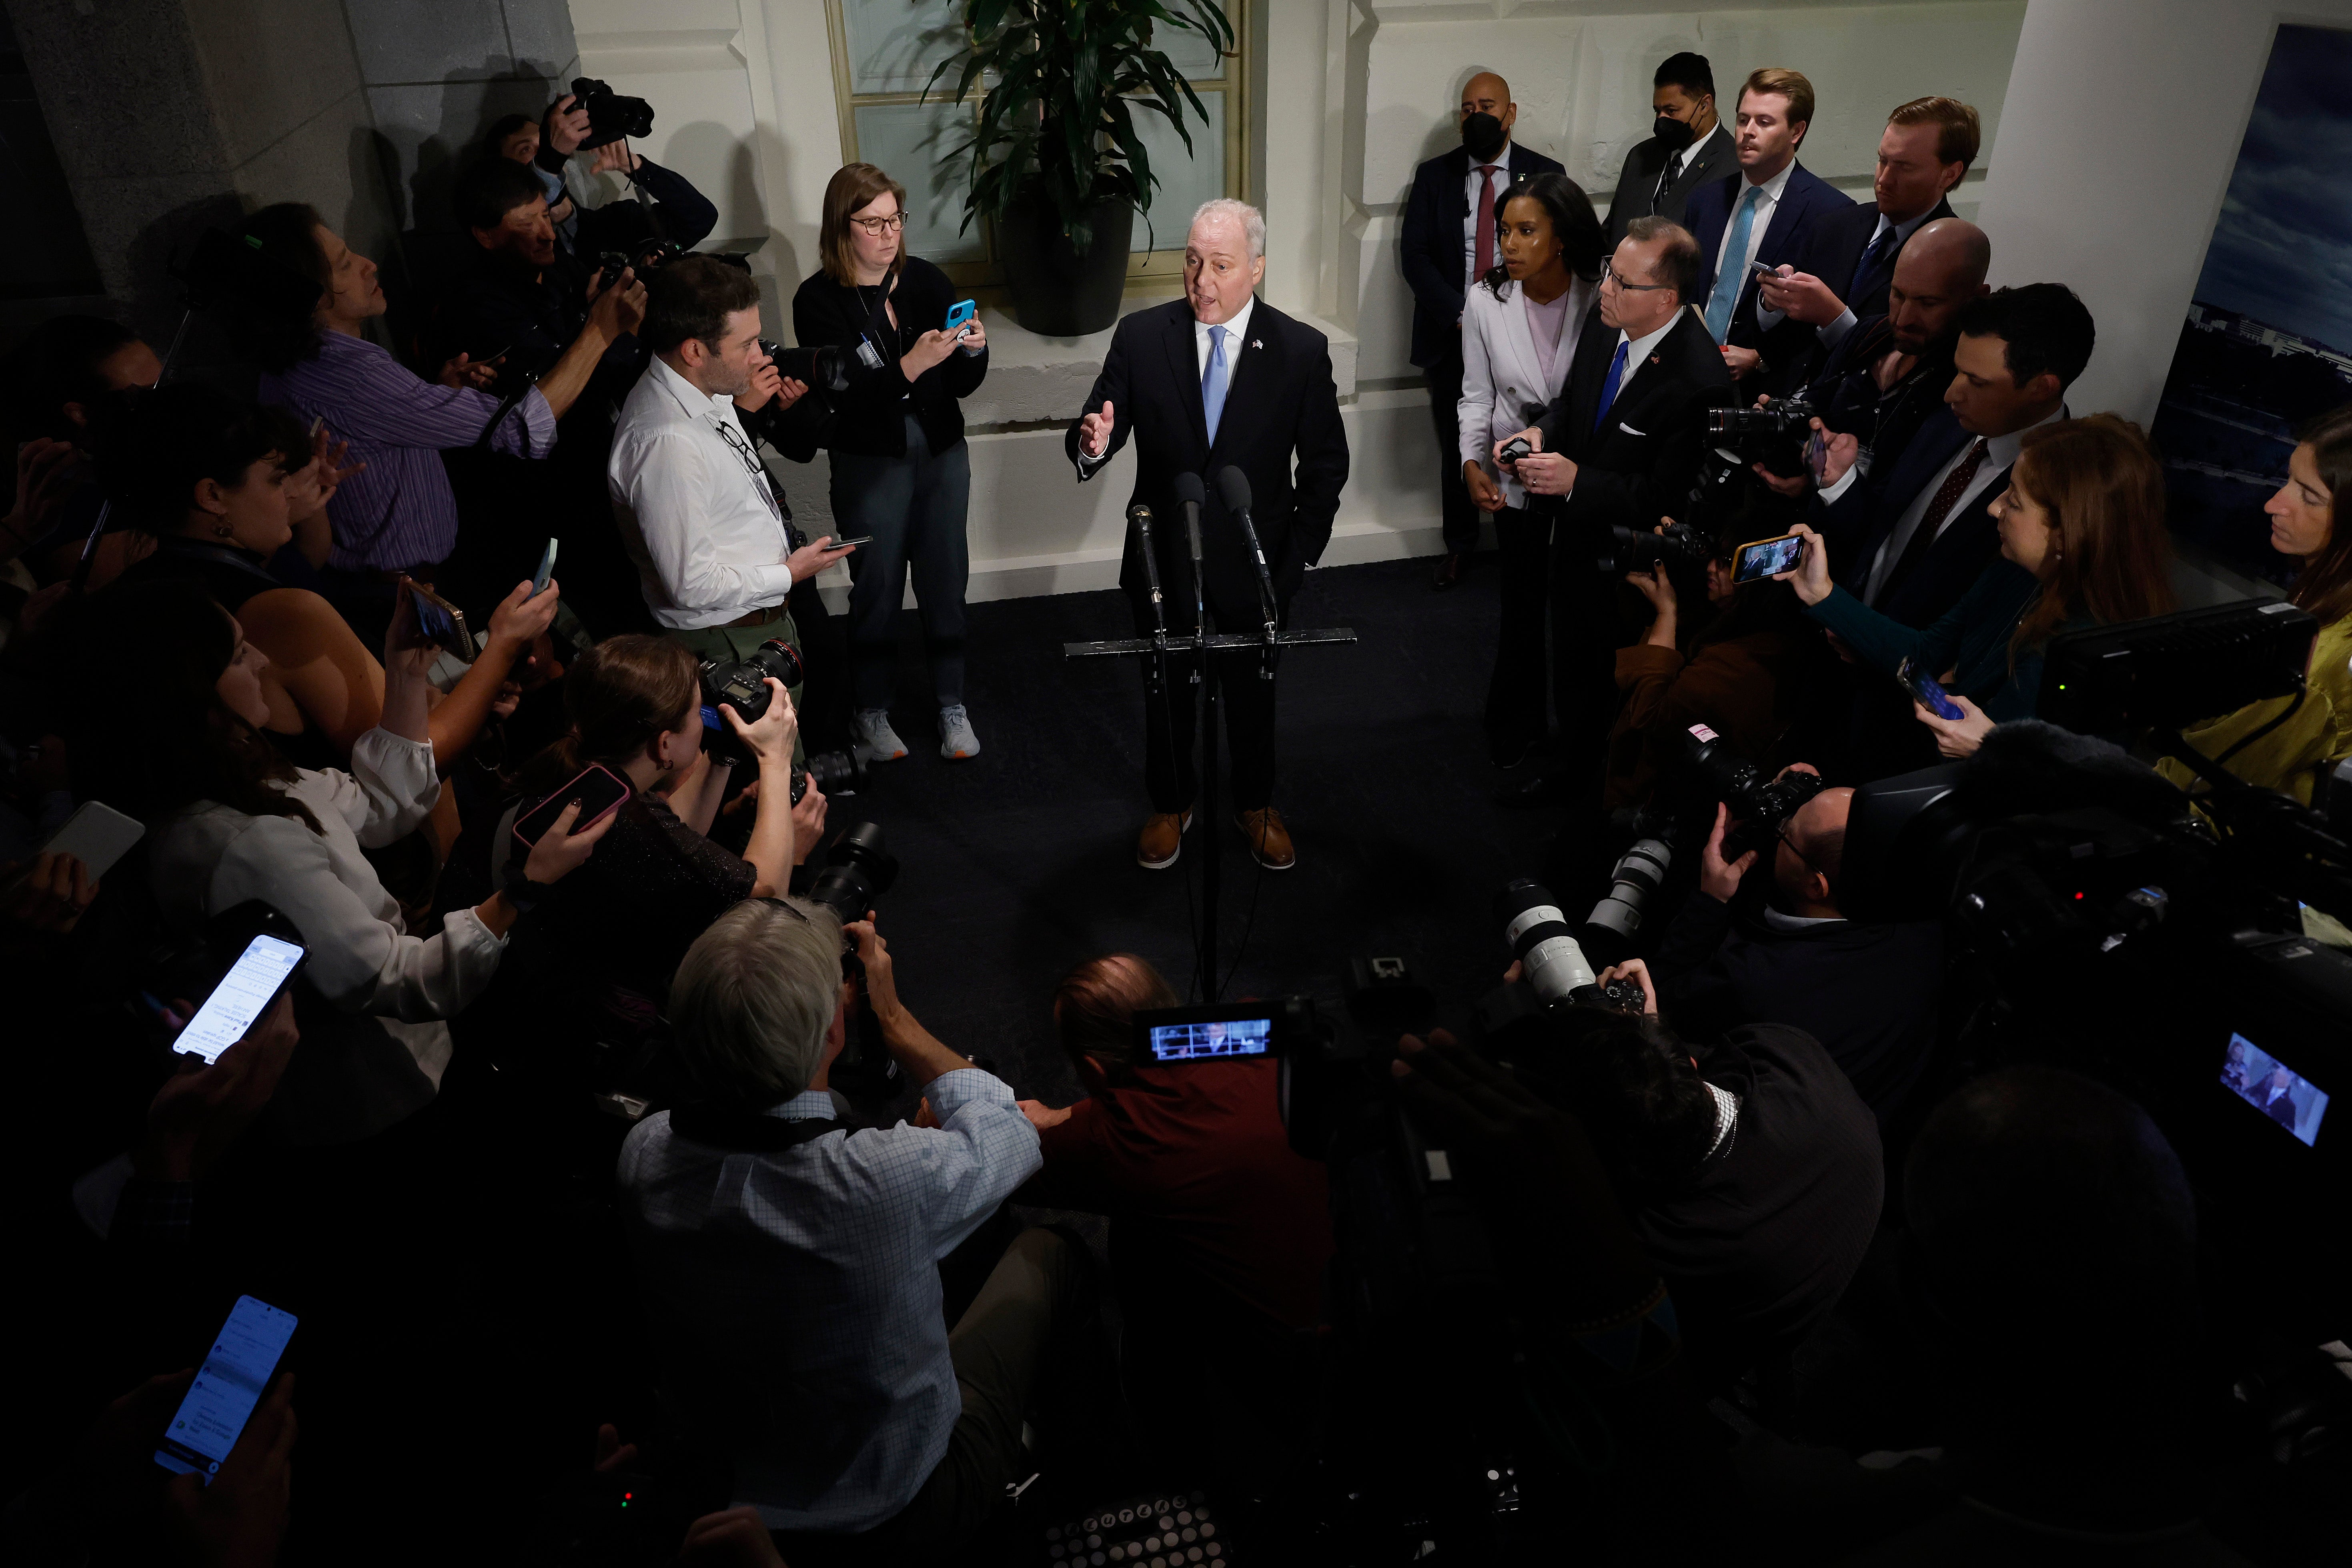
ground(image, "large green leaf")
xmin=919 ymin=0 xmax=1234 ymax=256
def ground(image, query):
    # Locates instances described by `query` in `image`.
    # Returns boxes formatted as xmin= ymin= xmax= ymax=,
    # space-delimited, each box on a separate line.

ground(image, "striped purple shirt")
xmin=258 ymin=328 xmax=557 ymax=572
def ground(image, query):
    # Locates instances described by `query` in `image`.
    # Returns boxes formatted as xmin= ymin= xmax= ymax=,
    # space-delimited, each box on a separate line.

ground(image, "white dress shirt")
xmin=1462 ymin=141 xmax=1517 ymax=290
xmin=147 ymin=728 xmax=503 ymax=1145
xmin=1857 ymin=403 xmax=2068 ymax=605
xmin=1712 ymin=157 xmax=1796 ymax=289
xmin=609 ymin=355 xmax=797 ymax=631
xmin=617 ymin=1068 xmax=1041 ymax=1532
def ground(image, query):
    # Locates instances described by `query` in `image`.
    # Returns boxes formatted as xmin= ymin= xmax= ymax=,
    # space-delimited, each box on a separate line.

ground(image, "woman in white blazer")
xmin=1457 ymin=172 xmax=1607 ymax=767
xmin=66 ymin=580 xmax=613 ymax=1146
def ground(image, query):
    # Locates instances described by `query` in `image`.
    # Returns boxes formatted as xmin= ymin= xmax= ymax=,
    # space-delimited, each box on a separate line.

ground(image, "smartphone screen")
xmin=512 ymin=765 xmax=631 ymax=849
xmin=2224 ymin=1033 xmax=2329 ymax=1148
xmin=1146 ymin=1015 xmax=1273 ymax=1062
xmin=532 ymin=538 xmax=559 ymax=597
xmin=1897 ymin=656 xmax=1966 ymax=720
xmin=173 ymin=934 xmax=305 ymax=1065
xmin=410 ymin=590 xmax=457 ymax=650
xmin=156 ymin=1296 xmax=297 ymax=1482
xmin=1734 ymin=534 xmax=1804 ymax=582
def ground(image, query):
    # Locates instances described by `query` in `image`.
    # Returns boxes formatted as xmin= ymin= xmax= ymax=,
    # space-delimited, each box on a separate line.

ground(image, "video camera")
xmin=568 ymin=77 xmax=654 ymax=149
xmin=695 ymin=638 xmax=867 ymax=804
xmin=1585 ymin=723 xmax=1825 ymax=957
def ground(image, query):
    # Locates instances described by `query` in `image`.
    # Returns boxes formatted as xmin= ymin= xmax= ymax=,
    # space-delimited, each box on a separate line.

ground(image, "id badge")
xmin=856 ymin=339 xmax=886 ymax=372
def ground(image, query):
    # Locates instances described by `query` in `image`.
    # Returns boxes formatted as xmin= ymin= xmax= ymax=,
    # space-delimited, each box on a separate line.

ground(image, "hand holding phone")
xmin=1898 ymin=656 xmax=1966 ymax=721
xmin=1733 ymin=533 xmax=1805 ymax=583
xmin=156 ymin=1297 xmax=297 ymax=1483
xmin=172 ymin=933 xmax=307 ymax=1065
xmin=944 ymin=298 xmax=977 ymax=337
xmin=532 ymin=537 xmax=559 ymax=597
xmin=513 ymin=765 xmax=631 ymax=849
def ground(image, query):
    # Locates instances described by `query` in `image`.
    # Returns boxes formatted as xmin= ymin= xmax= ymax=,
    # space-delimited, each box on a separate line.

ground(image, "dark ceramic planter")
xmin=996 ymin=192 xmax=1136 ymax=336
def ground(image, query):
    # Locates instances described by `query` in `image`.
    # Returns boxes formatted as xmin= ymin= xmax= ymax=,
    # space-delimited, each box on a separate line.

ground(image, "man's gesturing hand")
xmin=1079 ymin=400 xmax=1116 ymax=459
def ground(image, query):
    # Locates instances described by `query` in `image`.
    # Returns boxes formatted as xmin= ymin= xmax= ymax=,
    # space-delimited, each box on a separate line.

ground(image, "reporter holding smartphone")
xmin=60 ymin=580 xmax=612 ymax=1145
xmin=793 ymin=163 xmax=990 ymax=763
xmin=498 ymin=634 xmax=823 ymax=1040
xmin=1776 ymin=414 xmax=2174 ymax=763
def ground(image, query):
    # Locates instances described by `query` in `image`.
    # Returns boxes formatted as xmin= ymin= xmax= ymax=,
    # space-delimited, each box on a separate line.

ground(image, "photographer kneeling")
xmin=1651 ymin=780 xmax=1943 ymax=1128
xmin=618 ymin=903 xmax=1091 ymax=1558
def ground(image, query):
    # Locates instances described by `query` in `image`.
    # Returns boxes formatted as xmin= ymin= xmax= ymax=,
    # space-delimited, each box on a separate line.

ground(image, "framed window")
xmin=824 ymin=0 xmax=1250 ymax=289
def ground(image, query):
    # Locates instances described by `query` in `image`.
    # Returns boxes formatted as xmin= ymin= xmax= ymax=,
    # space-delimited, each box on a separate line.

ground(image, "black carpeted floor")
xmin=835 ymin=553 xmax=1558 ymax=1108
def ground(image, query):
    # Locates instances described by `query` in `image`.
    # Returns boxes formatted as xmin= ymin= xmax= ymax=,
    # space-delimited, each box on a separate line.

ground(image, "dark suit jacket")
xmin=1816 ymin=404 xmax=2005 ymax=630
xmin=1602 ymin=125 xmax=1738 ymax=244
xmin=1065 ymin=298 xmax=1350 ymax=629
xmin=1685 ymin=161 xmax=1854 ymax=377
xmin=1793 ymin=196 xmax=1956 ymax=325
xmin=2265 ymin=1087 xmax=2300 ymax=1131
xmin=1400 ymin=142 xmax=1567 ymax=369
xmin=1532 ymin=304 xmax=1733 ymax=535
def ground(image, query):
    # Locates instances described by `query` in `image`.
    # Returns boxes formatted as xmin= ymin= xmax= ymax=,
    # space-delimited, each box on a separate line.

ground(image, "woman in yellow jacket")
xmin=2163 ymin=404 xmax=2352 ymax=803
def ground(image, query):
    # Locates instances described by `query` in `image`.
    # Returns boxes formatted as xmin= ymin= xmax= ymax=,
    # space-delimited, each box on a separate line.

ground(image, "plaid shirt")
xmin=258 ymin=328 xmax=556 ymax=572
xmin=616 ymin=1068 xmax=1040 ymax=1532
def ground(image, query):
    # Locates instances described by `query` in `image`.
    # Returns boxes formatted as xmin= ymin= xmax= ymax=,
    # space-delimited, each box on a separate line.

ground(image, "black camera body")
xmin=697 ymin=640 xmax=804 ymax=765
xmin=1676 ymin=722 xmax=1825 ymax=859
xmin=569 ymin=76 xmax=654 ymax=148
xmin=1599 ymin=518 xmax=1718 ymax=576
xmin=1707 ymin=397 xmax=1817 ymax=463
xmin=755 ymin=337 xmax=851 ymax=397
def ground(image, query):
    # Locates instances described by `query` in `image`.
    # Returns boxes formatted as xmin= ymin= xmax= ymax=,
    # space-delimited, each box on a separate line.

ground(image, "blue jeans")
xmin=829 ymin=414 xmax=972 ymax=712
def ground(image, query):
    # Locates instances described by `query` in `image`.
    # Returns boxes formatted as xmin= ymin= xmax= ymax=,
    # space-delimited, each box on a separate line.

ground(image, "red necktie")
xmin=1474 ymin=164 xmax=1500 ymax=277
xmin=1883 ymin=439 xmax=1989 ymax=598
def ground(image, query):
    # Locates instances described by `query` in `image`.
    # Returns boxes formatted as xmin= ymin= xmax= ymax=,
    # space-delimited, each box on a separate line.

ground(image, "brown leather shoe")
xmin=1234 ymin=806 xmax=1296 ymax=870
xmin=1136 ymin=807 xmax=1193 ymax=869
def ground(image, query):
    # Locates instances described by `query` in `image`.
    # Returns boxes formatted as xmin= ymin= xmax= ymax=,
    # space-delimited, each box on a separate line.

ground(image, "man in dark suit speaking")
xmin=1067 ymin=198 xmax=1349 ymax=873
xmin=1498 ymin=216 xmax=1732 ymax=806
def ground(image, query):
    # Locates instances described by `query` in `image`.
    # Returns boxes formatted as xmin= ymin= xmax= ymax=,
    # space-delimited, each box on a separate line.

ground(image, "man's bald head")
xmin=1460 ymin=72 xmax=1517 ymax=144
xmin=1886 ymin=217 xmax=1991 ymax=354
xmin=1775 ymin=785 xmax=1853 ymax=912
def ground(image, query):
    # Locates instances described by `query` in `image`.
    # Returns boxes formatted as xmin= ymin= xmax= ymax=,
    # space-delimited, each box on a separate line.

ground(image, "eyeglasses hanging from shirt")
xmin=713 ymin=417 xmax=790 ymax=525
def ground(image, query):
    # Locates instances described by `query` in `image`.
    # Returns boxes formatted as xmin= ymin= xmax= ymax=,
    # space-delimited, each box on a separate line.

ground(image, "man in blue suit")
xmin=1400 ymin=70 xmax=1565 ymax=589
xmin=1683 ymin=68 xmax=1852 ymax=397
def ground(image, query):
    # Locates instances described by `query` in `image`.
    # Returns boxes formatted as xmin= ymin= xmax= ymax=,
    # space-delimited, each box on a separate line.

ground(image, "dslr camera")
xmin=568 ymin=76 xmax=654 ymax=149
xmin=1707 ymin=396 xmax=1818 ymax=463
xmin=696 ymin=638 xmax=867 ymax=803
xmin=1598 ymin=517 xmax=1718 ymax=576
xmin=756 ymin=337 xmax=851 ymax=398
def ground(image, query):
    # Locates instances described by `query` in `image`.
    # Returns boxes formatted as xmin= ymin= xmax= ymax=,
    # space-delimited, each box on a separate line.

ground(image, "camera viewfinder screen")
xmin=1735 ymin=535 xmax=1804 ymax=582
xmin=1148 ymin=1016 xmax=1273 ymax=1062
xmin=2222 ymin=1033 xmax=2328 ymax=1148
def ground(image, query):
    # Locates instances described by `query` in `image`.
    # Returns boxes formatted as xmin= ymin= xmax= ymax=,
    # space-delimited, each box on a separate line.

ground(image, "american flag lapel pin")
xmin=1251 ymin=338 xmax=1262 ymax=350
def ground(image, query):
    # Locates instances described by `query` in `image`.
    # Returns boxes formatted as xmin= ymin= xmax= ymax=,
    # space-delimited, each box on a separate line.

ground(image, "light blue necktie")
xmin=1202 ymin=324 xmax=1230 ymax=445
xmin=1705 ymin=185 xmax=1763 ymax=341
xmin=1593 ymin=340 xmax=1630 ymax=432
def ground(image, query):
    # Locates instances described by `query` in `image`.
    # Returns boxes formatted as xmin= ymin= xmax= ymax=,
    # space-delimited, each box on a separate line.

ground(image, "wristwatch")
xmin=501 ymin=861 xmax=558 ymax=913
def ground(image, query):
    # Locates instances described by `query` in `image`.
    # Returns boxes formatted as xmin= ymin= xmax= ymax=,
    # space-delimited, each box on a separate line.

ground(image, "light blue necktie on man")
xmin=1704 ymin=185 xmax=1764 ymax=341
xmin=1592 ymin=340 xmax=1631 ymax=432
xmin=1202 ymin=324 xmax=1230 ymax=445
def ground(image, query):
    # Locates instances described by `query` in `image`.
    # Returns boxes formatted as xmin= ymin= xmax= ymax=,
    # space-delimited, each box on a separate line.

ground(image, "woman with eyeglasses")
xmin=792 ymin=163 xmax=991 ymax=765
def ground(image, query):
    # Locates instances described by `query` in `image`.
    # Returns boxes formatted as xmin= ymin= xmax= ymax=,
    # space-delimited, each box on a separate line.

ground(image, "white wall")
xmin=1976 ymin=0 xmax=2352 ymax=425
xmin=564 ymin=0 xmax=2039 ymax=599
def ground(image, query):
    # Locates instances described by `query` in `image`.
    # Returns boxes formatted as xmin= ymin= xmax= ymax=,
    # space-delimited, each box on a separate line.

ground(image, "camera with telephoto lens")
xmin=1598 ymin=517 xmax=1719 ymax=576
xmin=755 ymin=338 xmax=851 ymax=397
xmin=1707 ymin=396 xmax=1817 ymax=462
xmin=568 ymin=76 xmax=654 ymax=148
xmin=804 ymin=819 xmax=899 ymax=933
xmin=1677 ymin=721 xmax=1825 ymax=859
xmin=1491 ymin=879 xmax=1647 ymax=1013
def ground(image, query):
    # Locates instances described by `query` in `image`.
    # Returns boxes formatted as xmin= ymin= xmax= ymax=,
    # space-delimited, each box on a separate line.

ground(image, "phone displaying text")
xmin=2224 ymin=1033 xmax=2329 ymax=1148
xmin=155 ymin=1296 xmax=297 ymax=1481
xmin=173 ymin=935 xmax=304 ymax=1065
xmin=1734 ymin=534 xmax=1804 ymax=582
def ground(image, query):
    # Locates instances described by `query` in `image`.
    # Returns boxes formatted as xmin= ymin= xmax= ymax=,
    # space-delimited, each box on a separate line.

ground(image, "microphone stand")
xmin=1130 ymin=504 xmax=1173 ymax=705
xmin=1184 ymin=487 xmax=1223 ymax=1001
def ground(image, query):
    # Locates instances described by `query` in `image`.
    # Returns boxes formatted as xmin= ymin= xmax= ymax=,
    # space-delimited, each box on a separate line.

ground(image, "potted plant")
xmin=926 ymin=0 xmax=1235 ymax=336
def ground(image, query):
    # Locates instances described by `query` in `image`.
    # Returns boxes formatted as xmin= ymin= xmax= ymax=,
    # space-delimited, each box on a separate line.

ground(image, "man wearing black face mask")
xmin=1402 ymin=70 xmax=1565 ymax=597
xmin=1602 ymin=53 xmax=1737 ymax=246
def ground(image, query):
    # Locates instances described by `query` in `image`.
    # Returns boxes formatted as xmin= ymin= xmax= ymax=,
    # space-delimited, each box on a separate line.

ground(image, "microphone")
xmin=1216 ymin=466 xmax=1280 ymax=632
xmin=1172 ymin=471 xmax=1207 ymax=571
xmin=1128 ymin=503 xmax=1165 ymax=615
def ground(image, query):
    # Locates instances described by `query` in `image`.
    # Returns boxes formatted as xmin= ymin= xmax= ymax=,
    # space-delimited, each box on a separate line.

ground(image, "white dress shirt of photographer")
xmin=607 ymin=287 xmax=850 ymax=631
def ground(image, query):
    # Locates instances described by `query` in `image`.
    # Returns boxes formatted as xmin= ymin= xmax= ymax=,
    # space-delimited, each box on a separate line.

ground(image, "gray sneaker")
xmin=853 ymin=708 xmax=908 ymax=762
xmin=938 ymin=704 xmax=981 ymax=760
